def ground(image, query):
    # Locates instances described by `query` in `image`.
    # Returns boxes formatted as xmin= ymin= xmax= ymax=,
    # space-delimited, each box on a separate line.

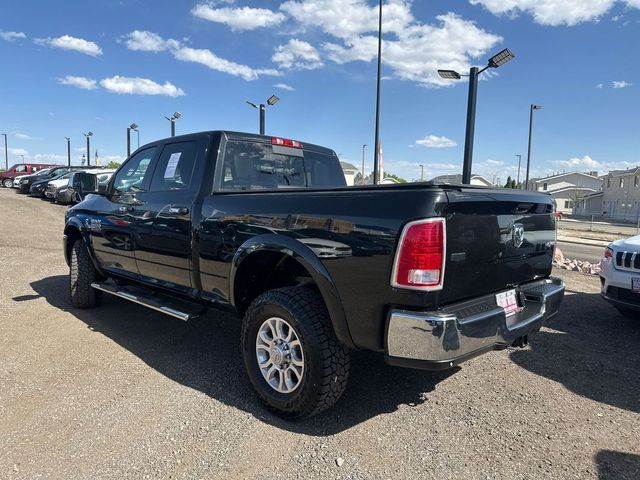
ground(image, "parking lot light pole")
xmin=373 ymin=0 xmax=383 ymax=185
xmin=1 ymin=133 xmax=7 ymax=170
xmin=83 ymin=132 xmax=93 ymax=166
xmin=438 ymin=48 xmax=515 ymax=184
xmin=246 ymin=95 xmax=279 ymax=135
xmin=65 ymin=137 xmax=71 ymax=167
xmin=515 ymin=154 xmax=522 ymax=187
xmin=525 ymin=104 xmax=542 ymax=190
xmin=164 ymin=112 xmax=181 ymax=137
xmin=127 ymin=123 xmax=139 ymax=157
xmin=419 ymin=164 xmax=424 ymax=182
xmin=361 ymin=144 xmax=367 ymax=185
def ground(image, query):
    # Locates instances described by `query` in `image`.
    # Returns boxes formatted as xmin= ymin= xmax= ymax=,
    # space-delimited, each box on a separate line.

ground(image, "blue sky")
xmin=1 ymin=0 xmax=639 ymax=183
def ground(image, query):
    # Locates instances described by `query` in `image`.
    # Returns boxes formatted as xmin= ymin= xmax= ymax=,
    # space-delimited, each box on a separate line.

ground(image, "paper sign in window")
xmin=164 ymin=152 xmax=182 ymax=178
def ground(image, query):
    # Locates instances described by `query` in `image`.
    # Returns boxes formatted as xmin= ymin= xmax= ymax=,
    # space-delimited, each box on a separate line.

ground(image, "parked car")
xmin=64 ymin=131 xmax=565 ymax=418
xmin=18 ymin=166 xmax=101 ymax=194
xmin=30 ymin=170 xmax=76 ymax=197
xmin=1 ymin=163 xmax=59 ymax=188
xmin=56 ymin=170 xmax=116 ymax=205
xmin=600 ymin=237 xmax=640 ymax=317
xmin=45 ymin=173 xmax=76 ymax=199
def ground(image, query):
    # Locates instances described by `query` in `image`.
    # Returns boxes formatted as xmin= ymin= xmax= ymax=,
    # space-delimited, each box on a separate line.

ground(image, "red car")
xmin=1 ymin=163 xmax=59 ymax=188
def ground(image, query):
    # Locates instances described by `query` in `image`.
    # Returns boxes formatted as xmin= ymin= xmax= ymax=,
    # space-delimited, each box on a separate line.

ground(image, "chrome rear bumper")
xmin=385 ymin=277 xmax=565 ymax=370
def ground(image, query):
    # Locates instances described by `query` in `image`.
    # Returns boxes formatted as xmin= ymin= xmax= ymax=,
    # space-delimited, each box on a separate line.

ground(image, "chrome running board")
xmin=91 ymin=282 xmax=202 ymax=321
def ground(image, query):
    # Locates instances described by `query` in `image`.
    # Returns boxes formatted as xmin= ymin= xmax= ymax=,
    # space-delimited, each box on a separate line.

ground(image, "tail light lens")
xmin=391 ymin=218 xmax=446 ymax=291
xmin=604 ymin=246 xmax=613 ymax=258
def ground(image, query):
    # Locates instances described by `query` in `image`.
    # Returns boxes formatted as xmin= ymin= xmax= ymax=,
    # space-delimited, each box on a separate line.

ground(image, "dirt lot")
xmin=1 ymin=187 xmax=639 ymax=480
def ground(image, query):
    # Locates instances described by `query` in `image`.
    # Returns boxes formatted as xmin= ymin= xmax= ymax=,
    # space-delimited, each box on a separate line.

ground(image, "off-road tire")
xmin=241 ymin=287 xmax=350 ymax=419
xmin=69 ymin=240 xmax=100 ymax=308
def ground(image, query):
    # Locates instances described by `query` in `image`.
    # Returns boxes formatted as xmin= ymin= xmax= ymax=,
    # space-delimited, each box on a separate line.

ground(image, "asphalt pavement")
xmin=557 ymin=241 xmax=605 ymax=264
xmin=1 ymin=188 xmax=639 ymax=480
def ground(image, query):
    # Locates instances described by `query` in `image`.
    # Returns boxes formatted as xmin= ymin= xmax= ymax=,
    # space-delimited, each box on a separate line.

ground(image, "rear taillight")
xmin=272 ymin=137 xmax=303 ymax=148
xmin=391 ymin=218 xmax=446 ymax=291
xmin=604 ymin=246 xmax=613 ymax=258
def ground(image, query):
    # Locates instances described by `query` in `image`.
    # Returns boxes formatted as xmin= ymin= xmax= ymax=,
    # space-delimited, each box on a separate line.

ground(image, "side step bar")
xmin=91 ymin=282 xmax=203 ymax=321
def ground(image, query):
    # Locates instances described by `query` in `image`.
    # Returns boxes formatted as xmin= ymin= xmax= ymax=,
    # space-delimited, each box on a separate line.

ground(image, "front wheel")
xmin=69 ymin=240 xmax=101 ymax=308
xmin=2 ymin=178 xmax=13 ymax=188
xmin=241 ymin=287 xmax=350 ymax=419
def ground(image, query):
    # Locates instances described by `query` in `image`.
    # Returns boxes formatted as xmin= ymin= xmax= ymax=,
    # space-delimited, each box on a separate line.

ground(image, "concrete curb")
xmin=557 ymin=237 xmax=610 ymax=247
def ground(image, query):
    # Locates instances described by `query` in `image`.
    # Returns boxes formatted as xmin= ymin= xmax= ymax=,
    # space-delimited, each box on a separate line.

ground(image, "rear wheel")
xmin=2 ymin=178 xmax=13 ymax=188
xmin=69 ymin=240 xmax=100 ymax=308
xmin=241 ymin=287 xmax=350 ymax=419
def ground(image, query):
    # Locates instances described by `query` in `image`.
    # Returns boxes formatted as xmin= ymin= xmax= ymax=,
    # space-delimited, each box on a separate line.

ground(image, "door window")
xmin=15 ymin=165 xmax=27 ymax=173
xmin=112 ymin=147 xmax=157 ymax=193
xmin=149 ymin=141 xmax=197 ymax=191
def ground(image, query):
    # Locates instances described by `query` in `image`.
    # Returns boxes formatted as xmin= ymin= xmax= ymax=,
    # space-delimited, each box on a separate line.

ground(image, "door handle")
xmin=168 ymin=206 xmax=189 ymax=215
xmin=119 ymin=205 xmax=134 ymax=213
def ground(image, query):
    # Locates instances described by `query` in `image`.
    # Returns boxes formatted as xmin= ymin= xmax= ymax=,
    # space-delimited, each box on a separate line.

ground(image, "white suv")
xmin=600 ymin=236 xmax=640 ymax=318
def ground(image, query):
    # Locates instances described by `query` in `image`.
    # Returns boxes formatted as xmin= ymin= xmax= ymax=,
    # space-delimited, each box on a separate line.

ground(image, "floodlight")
xmin=488 ymin=48 xmax=515 ymax=68
xmin=438 ymin=69 xmax=461 ymax=80
xmin=267 ymin=94 xmax=280 ymax=106
xmin=532 ymin=104 xmax=542 ymax=111
xmin=130 ymin=123 xmax=138 ymax=130
xmin=173 ymin=112 xmax=181 ymax=119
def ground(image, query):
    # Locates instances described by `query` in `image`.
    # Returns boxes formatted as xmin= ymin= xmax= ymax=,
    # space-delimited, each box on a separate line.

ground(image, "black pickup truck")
xmin=63 ymin=131 xmax=564 ymax=418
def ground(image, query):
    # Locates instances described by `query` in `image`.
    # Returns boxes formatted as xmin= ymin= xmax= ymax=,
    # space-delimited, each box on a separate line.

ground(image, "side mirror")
xmin=76 ymin=172 xmax=99 ymax=195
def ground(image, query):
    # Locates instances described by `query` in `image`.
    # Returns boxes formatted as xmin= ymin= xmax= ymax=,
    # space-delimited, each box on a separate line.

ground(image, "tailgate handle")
xmin=168 ymin=206 xmax=189 ymax=215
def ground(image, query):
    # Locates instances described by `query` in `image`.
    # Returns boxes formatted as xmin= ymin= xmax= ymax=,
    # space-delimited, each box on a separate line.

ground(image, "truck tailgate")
xmin=440 ymin=189 xmax=556 ymax=305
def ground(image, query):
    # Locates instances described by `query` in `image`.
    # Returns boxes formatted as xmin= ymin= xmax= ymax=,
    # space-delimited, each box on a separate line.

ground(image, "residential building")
xmin=598 ymin=168 xmax=640 ymax=221
xmin=340 ymin=161 xmax=358 ymax=186
xmin=430 ymin=173 xmax=493 ymax=187
xmin=527 ymin=171 xmax=602 ymax=214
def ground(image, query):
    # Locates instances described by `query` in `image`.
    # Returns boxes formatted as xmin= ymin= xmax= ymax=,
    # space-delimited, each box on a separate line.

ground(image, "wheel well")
xmin=64 ymin=226 xmax=82 ymax=265
xmin=233 ymin=251 xmax=316 ymax=317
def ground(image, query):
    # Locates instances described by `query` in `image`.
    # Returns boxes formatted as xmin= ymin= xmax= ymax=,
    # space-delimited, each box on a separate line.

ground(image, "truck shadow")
xmin=27 ymin=275 xmax=456 ymax=435
xmin=595 ymin=450 xmax=640 ymax=480
xmin=510 ymin=287 xmax=640 ymax=414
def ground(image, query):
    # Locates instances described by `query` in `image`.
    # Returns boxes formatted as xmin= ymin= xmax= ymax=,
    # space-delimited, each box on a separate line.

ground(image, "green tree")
xmin=383 ymin=172 xmax=407 ymax=183
xmin=504 ymin=176 xmax=513 ymax=188
xmin=105 ymin=161 xmax=121 ymax=169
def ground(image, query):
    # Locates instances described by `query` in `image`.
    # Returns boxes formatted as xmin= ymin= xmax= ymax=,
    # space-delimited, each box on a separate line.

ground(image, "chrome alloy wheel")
xmin=256 ymin=317 xmax=305 ymax=394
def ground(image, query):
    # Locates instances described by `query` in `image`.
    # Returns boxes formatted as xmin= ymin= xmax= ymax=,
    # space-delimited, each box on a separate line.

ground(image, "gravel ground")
xmin=0 ymin=187 xmax=639 ymax=480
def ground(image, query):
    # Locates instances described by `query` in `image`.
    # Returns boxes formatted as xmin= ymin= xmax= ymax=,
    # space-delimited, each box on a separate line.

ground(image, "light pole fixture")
xmin=65 ymin=137 xmax=71 ymax=167
xmin=83 ymin=131 xmax=93 ymax=166
xmin=515 ymin=154 xmax=522 ymax=188
xmin=127 ymin=122 xmax=139 ymax=157
xmin=437 ymin=47 xmax=515 ymax=184
xmin=164 ymin=112 xmax=181 ymax=137
xmin=525 ymin=104 xmax=542 ymax=190
xmin=419 ymin=164 xmax=424 ymax=182
xmin=246 ymin=95 xmax=280 ymax=135
xmin=1 ymin=133 xmax=7 ymax=170
xmin=373 ymin=0 xmax=382 ymax=185
xmin=361 ymin=144 xmax=367 ymax=185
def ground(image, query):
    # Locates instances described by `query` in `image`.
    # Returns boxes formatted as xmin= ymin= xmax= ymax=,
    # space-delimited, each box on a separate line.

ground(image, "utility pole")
xmin=515 ymin=154 xmax=522 ymax=187
xmin=66 ymin=137 xmax=71 ymax=167
xmin=1 ymin=133 xmax=7 ymax=170
xmin=373 ymin=0 xmax=382 ymax=185
xmin=361 ymin=144 xmax=367 ymax=185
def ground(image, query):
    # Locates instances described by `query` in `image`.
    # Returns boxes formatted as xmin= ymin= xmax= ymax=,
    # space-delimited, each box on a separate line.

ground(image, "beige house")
xmin=598 ymin=168 xmax=640 ymax=221
xmin=527 ymin=172 xmax=602 ymax=214
xmin=340 ymin=161 xmax=358 ymax=186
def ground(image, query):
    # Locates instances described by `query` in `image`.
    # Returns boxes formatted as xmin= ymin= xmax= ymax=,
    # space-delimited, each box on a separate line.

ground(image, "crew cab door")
xmin=89 ymin=146 xmax=158 ymax=275
xmin=129 ymin=139 xmax=203 ymax=291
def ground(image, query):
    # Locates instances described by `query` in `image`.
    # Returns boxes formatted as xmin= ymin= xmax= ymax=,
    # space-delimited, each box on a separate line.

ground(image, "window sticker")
xmin=164 ymin=152 xmax=182 ymax=178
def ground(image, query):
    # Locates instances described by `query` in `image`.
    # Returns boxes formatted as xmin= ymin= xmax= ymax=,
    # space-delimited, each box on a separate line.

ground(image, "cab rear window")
xmin=220 ymin=140 xmax=345 ymax=191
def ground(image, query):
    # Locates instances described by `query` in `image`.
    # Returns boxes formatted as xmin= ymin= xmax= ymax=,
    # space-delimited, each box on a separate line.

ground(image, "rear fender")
xmin=230 ymin=234 xmax=355 ymax=349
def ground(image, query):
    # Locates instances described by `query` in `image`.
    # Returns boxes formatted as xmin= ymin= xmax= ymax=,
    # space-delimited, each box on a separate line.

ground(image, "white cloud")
xmin=469 ymin=0 xmax=640 ymax=26
xmin=13 ymin=132 xmax=37 ymax=140
xmin=122 ymin=30 xmax=179 ymax=52
xmin=192 ymin=4 xmax=286 ymax=31
xmin=272 ymin=39 xmax=323 ymax=70
xmin=485 ymin=159 xmax=504 ymax=165
xmin=595 ymin=83 xmax=604 ymax=88
xmin=415 ymin=135 xmax=457 ymax=148
xmin=99 ymin=76 xmax=185 ymax=97
xmin=281 ymin=6 xmax=502 ymax=88
xmin=613 ymin=80 xmax=632 ymax=89
xmin=281 ymin=0 xmax=414 ymax=39
xmin=35 ymin=35 xmax=102 ymax=56
xmin=274 ymin=83 xmax=296 ymax=91
xmin=8 ymin=147 xmax=29 ymax=156
xmin=174 ymin=46 xmax=279 ymax=80
xmin=0 ymin=31 xmax=26 ymax=42
xmin=33 ymin=153 xmax=67 ymax=163
xmin=58 ymin=75 xmax=98 ymax=90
